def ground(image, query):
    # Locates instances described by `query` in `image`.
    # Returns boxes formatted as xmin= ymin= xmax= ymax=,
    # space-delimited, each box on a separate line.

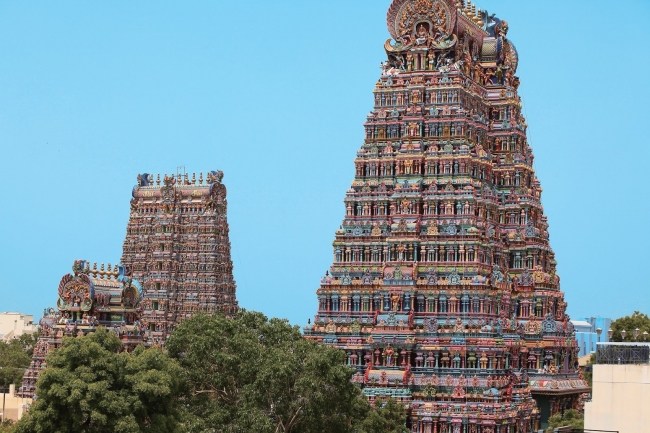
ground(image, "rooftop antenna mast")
xmin=177 ymin=166 xmax=186 ymax=182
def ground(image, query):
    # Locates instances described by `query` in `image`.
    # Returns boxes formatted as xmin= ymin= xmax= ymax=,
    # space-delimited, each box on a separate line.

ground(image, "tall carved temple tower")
xmin=304 ymin=0 xmax=589 ymax=430
xmin=19 ymin=169 xmax=238 ymax=398
xmin=121 ymin=170 xmax=238 ymax=342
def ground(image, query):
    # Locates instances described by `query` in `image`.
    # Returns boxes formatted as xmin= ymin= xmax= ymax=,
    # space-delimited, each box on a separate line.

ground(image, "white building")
xmin=584 ymin=342 xmax=650 ymax=433
xmin=0 ymin=312 xmax=37 ymax=341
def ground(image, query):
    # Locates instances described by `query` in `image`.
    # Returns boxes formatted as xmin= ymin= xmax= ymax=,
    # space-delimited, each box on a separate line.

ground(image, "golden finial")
xmin=184 ymin=173 xmax=189 ymax=184
xmin=93 ymin=262 xmax=97 ymax=272
xmin=477 ymin=8 xmax=484 ymax=26
xmin=192 ymin=172 xmax=196 ymax=185
xmin=199 ymin=172 xmax=203 ymax=185
xmin=107 ymin=263 xmax=112 ymax=273
xmin=156 ymin=174 xmax=161 ymax=186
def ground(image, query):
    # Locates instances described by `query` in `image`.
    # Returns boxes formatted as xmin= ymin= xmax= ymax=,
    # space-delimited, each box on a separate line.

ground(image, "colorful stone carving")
xmin=305 ymin=0 xmax=588 ymax=429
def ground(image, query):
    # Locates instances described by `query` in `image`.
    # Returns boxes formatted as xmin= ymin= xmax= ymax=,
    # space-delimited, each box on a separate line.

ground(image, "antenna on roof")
xmin=177 ymin=166 xmax=186 ymax=181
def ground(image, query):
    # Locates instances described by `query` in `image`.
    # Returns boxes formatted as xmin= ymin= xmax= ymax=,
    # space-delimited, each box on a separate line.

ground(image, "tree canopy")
xmin=13 ymin=329 xmax=182 ymax=433
xmin=610 ymin=311 xmax=650 ymax=342
xmin=11 ymin=311 xmax=408 ymax=432
xmin=166 ymin=311 xmax=408 ymax=433
xmin=545 ymin=409 xmax=583 ymax=432
xmin=0 ymin=333 xmax=37 ymax=388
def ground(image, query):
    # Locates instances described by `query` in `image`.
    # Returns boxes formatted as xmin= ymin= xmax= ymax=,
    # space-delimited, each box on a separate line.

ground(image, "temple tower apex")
xmin=304 ymin=0 xmax=588 ymax=430
xmin=121 ymin=170 xmax=238 ymax=343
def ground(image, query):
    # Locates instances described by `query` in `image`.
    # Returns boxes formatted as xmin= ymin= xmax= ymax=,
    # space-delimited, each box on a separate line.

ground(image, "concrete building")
xmin=584 ymin=342 xmax=650 ymax=433
xmin=0 ymin=384 xmax=31 ymax=422
xmin=0 ymin=312 xmax=37 ymax=341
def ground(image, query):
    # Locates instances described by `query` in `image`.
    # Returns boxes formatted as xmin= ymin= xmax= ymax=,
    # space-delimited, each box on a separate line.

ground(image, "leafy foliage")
xmin=356 ymin=398 xmax=410 ymax=433
xmin=0 ymin=333 xmax=38 ymax=388
xmin=545 ymin=409 xmax=583 ymax=432
xmin=583 ymin=352 xmax=596 ymax=387
xmin=13 ymin=329 xmax=182 ymax=433
xmin=610 ymin=311 xmax=650 ymax=342
xmin=12 ymin=312 xmax=409 ymax=432
xmin=0 ymin=420 xmax=15 ymax=433
xmin=166 ymin=311 xmax=406 ymax=433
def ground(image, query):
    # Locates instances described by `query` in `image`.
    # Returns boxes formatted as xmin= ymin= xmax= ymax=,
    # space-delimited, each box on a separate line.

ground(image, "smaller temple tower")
xmin=18 ymin=260 xmax=144 ymax=397
xmin=121 ymin=170 xmax=238 ymax=343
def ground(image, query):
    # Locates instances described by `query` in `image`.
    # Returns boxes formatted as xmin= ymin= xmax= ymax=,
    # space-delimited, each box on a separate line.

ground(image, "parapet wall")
xmin=585 ymin=364 xmax=650 ymax=433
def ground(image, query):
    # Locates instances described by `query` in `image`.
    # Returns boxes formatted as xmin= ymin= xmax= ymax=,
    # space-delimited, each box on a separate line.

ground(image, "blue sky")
xmin=1 ymin=0 xmax=648 ymax=326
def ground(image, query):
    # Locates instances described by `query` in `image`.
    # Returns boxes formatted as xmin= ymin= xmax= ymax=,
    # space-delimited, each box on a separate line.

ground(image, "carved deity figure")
xmin=416 ymin=23 xmax=429 ymax=46
xmin=412 ymin=89 xmax=421 ymax=104
xmin=401 ymin=198 xmax=411 ymax=214
xmin=408 ymin=122 xmax=419 ymax=137
xmin=383 ymin=344 xmax=395 ymax=366
xmin=484 ymin=68 xmax=495 ymax=85
xmin=479 ymin=352 xmax=489 ymax=369
xmin=391 ymin=293 xmax=401 ymax=311
xmin=397 ymin=244 xmax=406 ymax=260
xmin=473 ymin=63 xmax=483 ymax=82
xmin=427 ymin=51 xmax=436 ymax=70
xmin=468 ymin=352 xmax=477 ymax=369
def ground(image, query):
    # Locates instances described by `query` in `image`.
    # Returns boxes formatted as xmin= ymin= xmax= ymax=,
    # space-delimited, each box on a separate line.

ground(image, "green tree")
xmin=0 ymin=420 xmax=15 ymax=433
xmin=583 ymin=352 xmax=596 ymax=387
xmin=13 ymin=329 xmax=182 ymax=433
xmin=545 ymin=409 xmax=583 ymax=432
xmin=610 ymin=311 xmax=650 ymax=342
xmin=0 ymin=333 xmax=37 ymax=388
xmin=167 ymin=311 xmax=382 ymax=433
xmin=357 ymin=398 xmax=409 ymax=433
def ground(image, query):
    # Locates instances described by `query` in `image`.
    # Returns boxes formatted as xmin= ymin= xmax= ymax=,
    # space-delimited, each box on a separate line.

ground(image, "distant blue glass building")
xmin=571 ymin=317 xmax=612 ymax=357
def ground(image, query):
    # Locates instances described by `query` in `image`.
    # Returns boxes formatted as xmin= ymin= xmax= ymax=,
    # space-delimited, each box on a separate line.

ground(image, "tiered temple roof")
xmin=304 ymin=0 xmax=589 ymax=430
xmin=18 ymin=260 xmax=145 ymax=397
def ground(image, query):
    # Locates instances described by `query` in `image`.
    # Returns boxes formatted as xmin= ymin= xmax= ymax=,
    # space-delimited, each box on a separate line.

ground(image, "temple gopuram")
xmin=121 ymin=170 xmax=238 ymax=342
xmin=304 ymin=0 xmax=589 ymax=430
xmin=18 ymin=170 xmax=238 ymax=398
xmin=19 ymin=260 xmax=145 ymax=398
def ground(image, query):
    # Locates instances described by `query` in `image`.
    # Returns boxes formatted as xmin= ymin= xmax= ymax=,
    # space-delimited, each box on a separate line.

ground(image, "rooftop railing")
xmin=595 ymin=342 xmax=650 ymax=365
